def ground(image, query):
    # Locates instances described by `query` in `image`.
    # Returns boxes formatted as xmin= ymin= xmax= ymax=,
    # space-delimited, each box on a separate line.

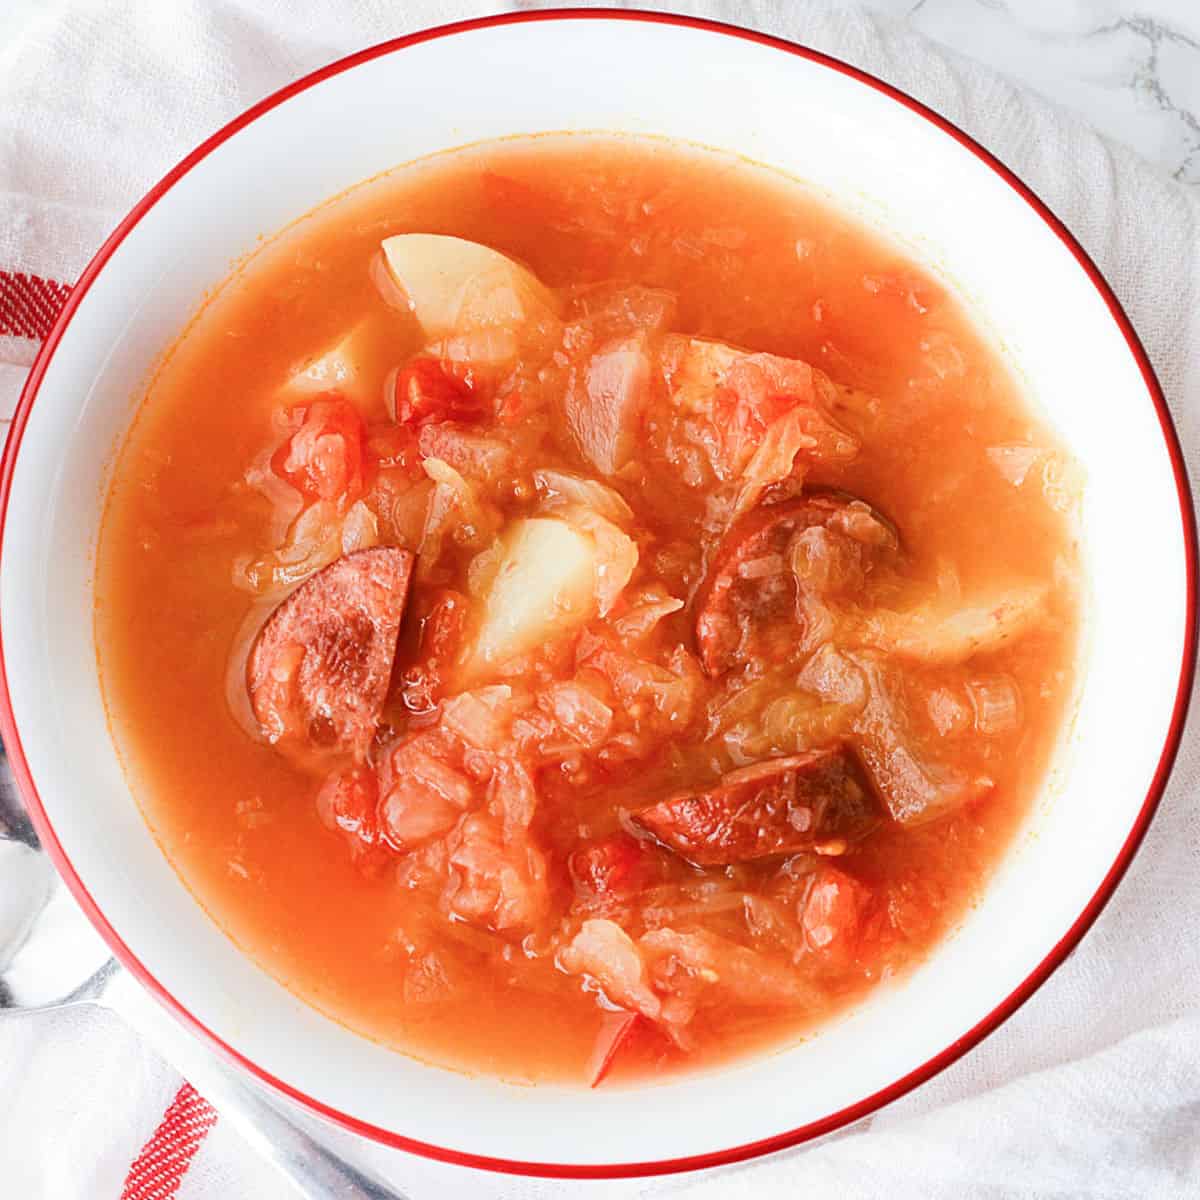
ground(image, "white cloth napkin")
xmin=2 ymin=2 xmax=1198 ymax=1198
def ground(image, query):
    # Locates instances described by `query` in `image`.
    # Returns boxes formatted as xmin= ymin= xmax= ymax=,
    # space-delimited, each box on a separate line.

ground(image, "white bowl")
xmin=1 ymin=10 xmax=1195 ymax=1177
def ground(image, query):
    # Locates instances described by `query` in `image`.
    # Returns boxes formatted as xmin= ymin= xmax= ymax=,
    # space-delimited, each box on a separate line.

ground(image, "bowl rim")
xmin=0 ymin=6 xmax=1196 ymax=1180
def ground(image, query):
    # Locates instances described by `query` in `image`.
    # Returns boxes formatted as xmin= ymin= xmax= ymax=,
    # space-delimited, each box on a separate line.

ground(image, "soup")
xmin=97 ymin=135 xmax=1082 ymax=1086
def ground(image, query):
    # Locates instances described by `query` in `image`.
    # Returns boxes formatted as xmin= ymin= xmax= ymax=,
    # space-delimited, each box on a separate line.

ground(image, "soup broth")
xmin=97 ymin=135 xmax=1081 ymax=1085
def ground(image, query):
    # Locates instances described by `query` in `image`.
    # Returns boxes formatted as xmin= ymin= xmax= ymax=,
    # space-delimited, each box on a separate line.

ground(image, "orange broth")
xmin=97 ymin=135 xmax=1081 ymax=1085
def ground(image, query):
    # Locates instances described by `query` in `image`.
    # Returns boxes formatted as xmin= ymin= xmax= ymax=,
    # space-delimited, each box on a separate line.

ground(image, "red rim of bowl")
xmin=0 ymin=7 xmax=1196 ymax=1180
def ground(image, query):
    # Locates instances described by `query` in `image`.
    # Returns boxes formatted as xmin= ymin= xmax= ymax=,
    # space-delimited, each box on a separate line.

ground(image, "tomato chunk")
xmin=633 ymin=743 xmax=878 ymax=866
xmin=247 ymin=547 xmax=414 ymax=760
xmin=802 ymin=867 xmax=872 ymax=961
xmin=569 ymin=833 xmax=655 ymax=903
xmin=276 ymin=395 xmax=366 ymax=501
xmin=316 ymin=764 xmax=391 ymax=874
xmin=393 ymin=357 xmax=483 ymax=426
xmin=586 ymin=1011 xmax=641 ymax=1088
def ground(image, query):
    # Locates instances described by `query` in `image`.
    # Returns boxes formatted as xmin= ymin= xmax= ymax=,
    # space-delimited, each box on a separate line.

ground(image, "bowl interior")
xmin=0 ymin=15 xmax=1191 ymax=1171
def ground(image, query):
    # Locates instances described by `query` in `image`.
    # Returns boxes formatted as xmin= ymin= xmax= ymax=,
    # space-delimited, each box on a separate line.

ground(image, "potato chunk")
xmin=466 ymin=516 xmax=628 ymax=676
xmin=381 ymin=234 xmax=558 ymax=339
xmin=278 ymin=319 xmax=382 ymax=406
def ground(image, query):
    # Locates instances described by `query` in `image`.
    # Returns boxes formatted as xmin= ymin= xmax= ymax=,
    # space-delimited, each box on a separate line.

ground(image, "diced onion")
xmin=557 ymin=503 xmax=638 ymax=617
xmin=533 ymin=468 xmax=634 ymax=525
xmin=244 ymin=450 xmax=304 ymax=544
xmin=420 ymin=456 xmax=496 ymax=563
xmin=466 ymin=538 xmax=505 ymax=597
xmin=432 ymin=327 xmax=520 ymax=371
xmin=987 ymin=444 xmax=1043 ymax=487
xmin=441 ymin=686 xmax=515 ymax=750
xmin=966 ymin=675 xmax=1023 ymax=735
xmin=339 ymin=500 xmax=379 ymax=555
xmin=828 ymin=501 xmax=897 ymax=550
xmin=797 ymin=645 xmax=867 ymax=708
xmin=611 ymin=591 xmax=684 ymax=641
xmin=737 ymin=554 xmax=786 ymax=581
xmin=788 ymin=526 xmax=862 ymax=594
xmin=542 ymin=680 xmax=614 ymax=748
xmin=926 ymin=686 xmax=971 ymax=737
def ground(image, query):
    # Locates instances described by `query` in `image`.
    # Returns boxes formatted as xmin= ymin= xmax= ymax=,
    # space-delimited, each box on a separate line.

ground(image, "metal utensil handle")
xmin=205 ymin=1081 xmax=405 ymax=1200
xmin=92 ymin=962 xmax=407 ymax=1200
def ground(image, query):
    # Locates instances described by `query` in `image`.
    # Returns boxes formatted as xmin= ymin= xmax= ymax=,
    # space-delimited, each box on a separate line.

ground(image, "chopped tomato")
xmin=569 ymin=833 xmax=655 ymax=903
xmin=275 ymin=395 xmax=366 ymax=501
xmin=802 ymin=867 xmax=872 ymax=961
xmin=586 ymin=1011 xmax=641 ymax=1087
xmin=393 ymin=357 xmax=483 ymax=426
xmin=316 ymin=764 xmax=391 ymax=874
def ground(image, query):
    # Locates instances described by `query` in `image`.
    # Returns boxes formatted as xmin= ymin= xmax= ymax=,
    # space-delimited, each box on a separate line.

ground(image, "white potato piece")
xmin=857 ymin=583 xmax=1049 ymax=664
xmin=278 ymin=319 xmax=379 ymax=404
xmin=467 ymin=518 xmax=601 ymax=674
xmin=380 ymin=234 xmax=558 ymax=340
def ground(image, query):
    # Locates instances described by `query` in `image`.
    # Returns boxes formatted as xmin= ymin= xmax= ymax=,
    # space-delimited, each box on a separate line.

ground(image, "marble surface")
xmin=2 ymin=1 xmax=1198 ymax=187
xmin=864 ymin=0 xmax=1200 ymax=187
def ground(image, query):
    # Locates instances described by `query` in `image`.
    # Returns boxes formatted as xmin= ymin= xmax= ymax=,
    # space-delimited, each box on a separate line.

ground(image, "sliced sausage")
xmin=694 ymin=490 xmax=895 ymax=676
xmin=247 ymin=546 xmax=414 ymax=760
xmin=632 ymin=742 xmax=878 ymax=867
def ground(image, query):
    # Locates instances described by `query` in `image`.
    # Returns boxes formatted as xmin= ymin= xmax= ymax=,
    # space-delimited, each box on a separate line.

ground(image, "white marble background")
xmin=3 ymin=0 xmax=1198 ymax=189
xmin=867 ymin=0 xmax=1200 ymax=186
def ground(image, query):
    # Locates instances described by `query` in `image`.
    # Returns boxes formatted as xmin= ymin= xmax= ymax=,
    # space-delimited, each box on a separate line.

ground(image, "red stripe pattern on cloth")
xmin=0 ymin=270 xmax=72 ymax=340
xmin=6 ymin=269 xmax=214 ymax=1197
xmin=119 ymin=1084 xmax=219 ymax=1200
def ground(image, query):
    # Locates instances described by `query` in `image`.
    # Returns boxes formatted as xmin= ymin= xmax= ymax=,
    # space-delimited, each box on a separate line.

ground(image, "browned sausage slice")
xmin=694 ymin=491 xmax=895 ymax=676
xmin=632 ymin=742 xmax=879 ymax=866
xmin=247 ymin=547 xmax=414 ymax=760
